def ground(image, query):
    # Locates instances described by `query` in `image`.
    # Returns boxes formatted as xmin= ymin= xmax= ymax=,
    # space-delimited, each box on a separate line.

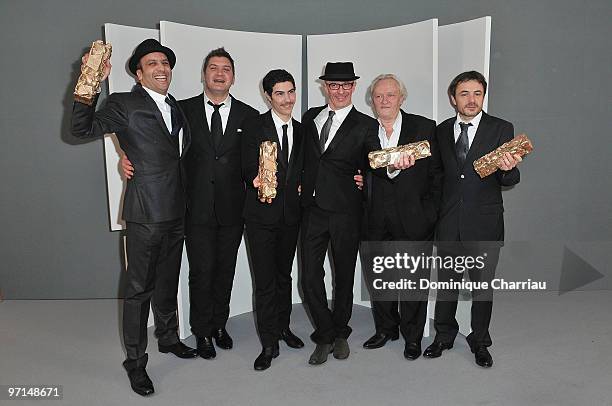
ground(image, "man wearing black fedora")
xmin=124 ymin=47 xmax=259 ymax=359
xmin=72 ymin=38 xmax=197 ymax=397
xmin=300 ymin=62 xmax=379 ymax=365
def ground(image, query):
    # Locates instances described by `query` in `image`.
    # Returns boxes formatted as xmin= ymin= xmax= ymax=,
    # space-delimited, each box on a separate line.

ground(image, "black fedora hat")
xmin=128 ymin=39 xmax=176 ymax=75
xmin=319 ymin=62 xmax=360 ymax=81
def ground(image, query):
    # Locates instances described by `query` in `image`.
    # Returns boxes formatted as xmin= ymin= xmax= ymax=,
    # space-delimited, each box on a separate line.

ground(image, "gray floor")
xmin=1 ymin=292 xmax=611 ymax=406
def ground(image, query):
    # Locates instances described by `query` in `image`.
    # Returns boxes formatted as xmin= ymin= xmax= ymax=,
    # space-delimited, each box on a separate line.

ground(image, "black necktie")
xmin=319 ymin=110 xmax=335 ymax=153
xmin=281 ymin=124 xmax=289 ymax=165
xmin=207 ymin=101 xmax=224 ymax=150
xmin=165 ymin=97 xmax=182 ymax=137
xmin=456 ymin=122 xmax=472 ymax=167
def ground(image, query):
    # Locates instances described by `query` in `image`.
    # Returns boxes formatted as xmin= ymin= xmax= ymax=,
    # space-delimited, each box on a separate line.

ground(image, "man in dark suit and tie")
xmin=300 ymin=62 xmax=379 ymax=365
xmin=361 ymin=74 xmax=443 ymax=360
xmin=123 ymin=48 xmax=258 ymax=359
xmin=241 ymin=69 xmax=305 ymax=371
xmin=423 ymin=71 xmax=522 ymax=368
xmin=174 ymin=48 xmax=259 ymax=359
xmin=71 ymin=39 xmax=197 ymax=396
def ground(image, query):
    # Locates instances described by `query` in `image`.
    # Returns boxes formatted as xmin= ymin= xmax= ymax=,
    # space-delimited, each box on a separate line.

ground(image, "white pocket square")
xmin=237 ymin=128 xmax=243 ymax=132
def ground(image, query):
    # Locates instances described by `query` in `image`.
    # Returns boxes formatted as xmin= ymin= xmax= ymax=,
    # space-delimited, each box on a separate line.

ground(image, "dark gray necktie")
xmin=455 ymin=122 xmax=472 ymax=167
xmin=281 ymin=124 xmax=289 ymax=164
xmin=165 ymin=97 xmax=183 ymax=137
xmin=319 ymin=110 xmax=335 ymax=152
xmin=207 ymin=101 xmax=224 ymax=149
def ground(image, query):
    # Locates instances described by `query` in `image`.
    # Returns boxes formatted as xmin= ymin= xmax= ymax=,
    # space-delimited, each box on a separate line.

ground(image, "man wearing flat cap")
xmin=300 ymin=62 xmax=379 ymax=365
xmin=71 ymin=38 xmax=197 ymax=397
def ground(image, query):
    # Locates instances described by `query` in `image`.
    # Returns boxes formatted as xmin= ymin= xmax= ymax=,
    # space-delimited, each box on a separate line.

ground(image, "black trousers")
xmin=301 ymin=204 xmax=361 ymax=344
xmin=433 ymin=242 xmax=500 ymax=350
xmin=367 ymin=201 xmax=432 ymax=344
xmin=122 ymin=219 xmax=183 ymax=369
xmin=185 ymin=221 xmax=243 ymax=337
xmin=246 ymin=220 xmax=299 ymax=347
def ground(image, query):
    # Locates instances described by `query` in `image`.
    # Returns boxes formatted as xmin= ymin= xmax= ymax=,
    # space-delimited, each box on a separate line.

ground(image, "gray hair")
xmin=367 ymin=73 xmax=408 ymax=104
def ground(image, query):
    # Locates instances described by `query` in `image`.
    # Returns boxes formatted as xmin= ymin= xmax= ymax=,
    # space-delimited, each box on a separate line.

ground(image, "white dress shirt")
xmin=453 ymin=110 xmax=482 ymax=148
xmin=313 ymin=104 xmax=353 ymax=151
xmin=378 ymin=113 xmax=403 ymax=179
xmin=204 ymin=92 xmax=232 ymax=133
xmin=142 ymin=86 xmax=184 ymax=154
xmin=271 ymin=109 xmax=293 ymax=158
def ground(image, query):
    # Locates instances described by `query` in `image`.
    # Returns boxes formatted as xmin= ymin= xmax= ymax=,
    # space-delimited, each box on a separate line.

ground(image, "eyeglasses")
xmin=326 ymin=82 xmax=355 ymax=90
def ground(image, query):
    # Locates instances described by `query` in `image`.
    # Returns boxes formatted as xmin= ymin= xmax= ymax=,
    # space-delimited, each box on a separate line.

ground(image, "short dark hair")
xmin=448 ymin=71 xmax=487 ymax=98
xmin=203 ymin=47 xmax=235 ymax=72
xmin=262 ymin=69 xmax=295 ymax=96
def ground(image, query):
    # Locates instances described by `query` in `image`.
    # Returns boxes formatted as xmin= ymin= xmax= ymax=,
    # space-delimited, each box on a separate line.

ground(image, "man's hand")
xmin=498 ymin=152 xmax=522 ymax=171
xmin=354 ymin=170 xmax=364 ymax=190
xmin=388 ymin=151 xmax=415 ymax=171
xmin=120 ymin=153 xmax=134 ymax=179
xmin=253 ymin=176 xmax=261 ymax=188
xmin=81 ymin=52 xmax=112 ymax=81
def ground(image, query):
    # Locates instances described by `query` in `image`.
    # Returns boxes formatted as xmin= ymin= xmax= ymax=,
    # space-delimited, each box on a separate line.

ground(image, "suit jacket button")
xmin=215 ymin=156 xmax=219 ymax=160
xmin=460 ymin=174 xmax=465 ymax=179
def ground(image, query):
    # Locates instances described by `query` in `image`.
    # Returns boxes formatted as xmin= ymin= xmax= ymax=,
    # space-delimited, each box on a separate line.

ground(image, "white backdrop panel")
xmin=438 ymin=16 xmax=491 ymax=121
xmin=437 ymin=16 xmax=492 ymax=336
xmin=307 ymin=19 xmax=438 ymax=120
xmin=160 ymin=21 xmax=304 ymax=327
xmin=160 ymin=21 xmax=302 ymax=115
xmin=104 ymin=24 xmax=159 ymax=231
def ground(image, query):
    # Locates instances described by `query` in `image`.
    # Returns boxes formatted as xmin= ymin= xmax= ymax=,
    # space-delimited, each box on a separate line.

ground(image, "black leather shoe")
xmin=196 ymin=336 xmax=216 ymax=359
xmin=308 ymin=343 xmax=334 ymax=365
xmin=474 ymin=346 xmax=493 ymax=368
xmin=214 ymin=328 xmax=233 ymax=349
xmin=362 ymin=332 xmax=399 ymax=349
xmin=159 ymin=342 xmax=198 ymax=359
xmin=423 ymin=341 xmax=453 ymax=358
xmin=333 ymin=338 xmax=350 ymax=360
xmin=126 ymin=367 xmax=154 ymax=397
xmin=280 ymin=329 xmax=304 ymax=348
xmin=403 ymin=342 xmax=422 ymax=360
xmin=254 ymin=345 xmax=280 ymax=371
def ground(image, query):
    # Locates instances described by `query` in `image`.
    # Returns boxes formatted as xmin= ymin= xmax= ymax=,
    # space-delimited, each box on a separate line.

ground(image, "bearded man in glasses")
xmin=300 ymin=62 xmax=379 ymax=365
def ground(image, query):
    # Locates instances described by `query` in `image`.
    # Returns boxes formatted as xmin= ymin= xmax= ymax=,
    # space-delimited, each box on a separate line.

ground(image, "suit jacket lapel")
xmin=442 ymin=119 xmax=459 ymax=172
xmin=464 ymin=112 xmax=489 ymax=167
xmin=287 ymin=118 xmax=301 ymax=175
xmin=324 ymin=107 xmax=357 ymax=156
xmin=194 ymin=93 xmax=213 ymax=149
xmin=308 ymin=106 xmax=325 ymax=158
xmin=219 ymin=95 xmax=240 ymax=154
xmin=262 ymin=111 xmax=286 ymax=169
xmin=398 ymin=110 xmax=417 ymax=146
xmin=135 ymin=85 xmax=176 ymax=150
xmin=178 ymin=101 xmax=191 ymax=157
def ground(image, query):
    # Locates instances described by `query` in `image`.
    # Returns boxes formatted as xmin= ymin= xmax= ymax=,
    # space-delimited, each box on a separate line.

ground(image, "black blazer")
xmin=181 ymin=94 xmax=258 ymax=226
xmin=436 ymin=112 xmax=520 ymax=242
xmin=368 ymin=111 xmax=443 ymax=241
xmin=301 ymin=105 xmax=379 ymax=214
xmin=241 ymin=111 xmax=304 ymax=226
xmin=71 ymin=84 xmax=191 ymax=223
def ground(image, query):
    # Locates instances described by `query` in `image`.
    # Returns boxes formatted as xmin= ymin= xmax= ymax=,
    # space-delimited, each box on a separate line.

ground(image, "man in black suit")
xmin=423 ymin=71 xmax=522 ymax=368
xmin=72 ymin=39 xmax=197 ymax=397
xmin=362 ymin=74 xmax=442 ymax=360
xmin=123 ymin=48 xmax=258 ymax=360
xmin=180 ymin=48 xmax=258 ymax=359
xmin=300 ymin=62 xmax=379 ymax=365
xmin=241 ymin=69 xmax=305 ymax=371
